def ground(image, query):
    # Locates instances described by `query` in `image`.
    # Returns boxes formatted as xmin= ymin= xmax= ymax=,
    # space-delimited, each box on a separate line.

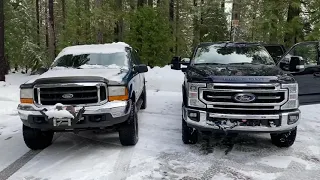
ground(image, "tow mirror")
xmin=289 ymin=56 xmax=305 ymax=72
xmin=134 ymin=64 xmax=148 ymax=73
xmin=170 ymin=56 xmax=182 ymax=70
xmin=279 ymin=56 xmax=305 ymax=72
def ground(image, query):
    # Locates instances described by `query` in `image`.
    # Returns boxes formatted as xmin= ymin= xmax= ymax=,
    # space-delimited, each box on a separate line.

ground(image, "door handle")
xmin=314 ymin=72 xmax=320 ymax=77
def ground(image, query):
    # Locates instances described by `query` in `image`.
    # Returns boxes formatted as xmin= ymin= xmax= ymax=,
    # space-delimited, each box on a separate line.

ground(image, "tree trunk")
xmin=45 ymin=0 xmax=49 ymax=51
xmin=96 ymin=0 xmax=103 ymax=43
xmin=175 ymin=0 xmax=180 ymax=55
xmin=48 ymin=0 xmax=56 ymax=60
xmin=284 ymin=0 xmax=301 ymax=47
xmin=114 ymin=0 xmax=124 ymax=42
xmin=148 ymin=0 xmax=153 ymax=6
xmin=169 ymin=0 xmax=174 ymax=53
xmin=221 ymin=0 xmax=225 ymax=9
xmin=192 ymin=0 xmax=200 ymax=48
xmin=85 ymin=0 xmax=90 ymax=41
xmin=61 ymin=0 xmax=66 ymax=30
xmin=138 ymin=0 xmax=146 ymax=7
xmin=36 ymin=0 xmax=40 ymax=46
xmin=75 ymin=0 xmax=81 ymax=44
xmin=130 ymin=0 xmax=135 ymax=10
xmin=0 ymin=0 xmax=5 ymax=81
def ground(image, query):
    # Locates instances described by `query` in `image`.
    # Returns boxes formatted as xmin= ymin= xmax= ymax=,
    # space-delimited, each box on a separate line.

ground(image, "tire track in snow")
xmin=0 ymin=134 xmax=61 ymax=180
xmin=108 ymin=147 xmax=135 ymax=180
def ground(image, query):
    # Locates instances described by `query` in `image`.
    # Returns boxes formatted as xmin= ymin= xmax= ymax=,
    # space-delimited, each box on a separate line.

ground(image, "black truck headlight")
xmin=281 ymin=83 xmax=299 ymax=110
xmin=187 ymin=83 xmax=206 ymax=108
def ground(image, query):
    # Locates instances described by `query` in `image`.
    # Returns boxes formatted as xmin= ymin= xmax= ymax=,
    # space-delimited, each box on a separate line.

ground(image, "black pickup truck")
xmin=171 ymin=41 xmax=320 ymax=147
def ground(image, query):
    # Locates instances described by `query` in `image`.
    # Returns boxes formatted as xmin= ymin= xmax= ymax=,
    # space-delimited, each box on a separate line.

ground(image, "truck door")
xmin=279 ymin=42 xmax=320 ymax=105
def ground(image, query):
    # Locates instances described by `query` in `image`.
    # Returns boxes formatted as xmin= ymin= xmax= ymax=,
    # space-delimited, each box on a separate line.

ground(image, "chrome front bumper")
xmin=18 ymin=100 xmax=131 ymax=121
xmin=183 ymin=107 xmax=300 ymax=133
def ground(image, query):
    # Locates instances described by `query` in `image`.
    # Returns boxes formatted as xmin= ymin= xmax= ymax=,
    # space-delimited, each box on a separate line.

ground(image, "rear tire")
xmin=23 ymin=125 xmax=54 ymax=150
xmin=182 ymin=118 xmax=198 ymax=144
xmin=140 ymin=85 xmax=147 ymax=110
xmin=270 ymin=127 xmax=297 ymax=148
xmin=119 ymin=102 xmax=139 ymax=146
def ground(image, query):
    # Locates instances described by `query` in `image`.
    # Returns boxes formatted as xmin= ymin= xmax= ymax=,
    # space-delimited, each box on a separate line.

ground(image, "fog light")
xmin=188 ymin=111 xmax=200 ymax=122
xmin=288 ymin=113 xmax=299 ymax=125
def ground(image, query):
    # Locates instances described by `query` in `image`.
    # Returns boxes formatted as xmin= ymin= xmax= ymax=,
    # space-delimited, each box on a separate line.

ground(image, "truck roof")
xmin=55 ymin=42 xmax=131 ymax=60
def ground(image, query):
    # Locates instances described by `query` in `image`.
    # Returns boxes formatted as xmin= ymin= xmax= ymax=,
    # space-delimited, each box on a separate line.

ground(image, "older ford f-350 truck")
xmin=18 ymin=42 xmax=148 ymax=150
xmin=171 ymin=41 xmax=320 ymax=147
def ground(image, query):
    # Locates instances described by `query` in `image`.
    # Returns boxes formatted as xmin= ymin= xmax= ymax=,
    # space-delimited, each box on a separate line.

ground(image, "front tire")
xmin=182 ymin=118 xmax=198 ymax=144
xmin=23 ymin=125 xmax=54 ymax=150
xmin=119 ymin=102 xmax=139 ymax=146
xmin=270 ymin=127 xmax=297 ymax=148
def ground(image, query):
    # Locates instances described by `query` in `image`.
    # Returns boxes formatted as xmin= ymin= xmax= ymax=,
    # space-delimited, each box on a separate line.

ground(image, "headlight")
xmin=108 ymin=86 xmax=129 ymax=101
xmin=281 ymin=83 xmax=299 ymax=110
xmin=20 ymin=88 xmax=34 ymax=104
xmin=188 ymin=83 xmax=206 ymax=108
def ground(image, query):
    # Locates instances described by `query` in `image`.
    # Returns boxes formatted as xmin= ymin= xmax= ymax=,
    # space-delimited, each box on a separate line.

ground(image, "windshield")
xmin=192 ymin=45 xmax=275 ymax=65
xmin=52 ymin=52 xmax=129 ymax=68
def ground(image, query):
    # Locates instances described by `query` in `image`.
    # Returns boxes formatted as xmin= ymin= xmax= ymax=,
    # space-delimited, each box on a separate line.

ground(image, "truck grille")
xmin=34 ymin=83 xmax=107 ymax=106
xmin=200 ymin=83 xmax=288 ymax=110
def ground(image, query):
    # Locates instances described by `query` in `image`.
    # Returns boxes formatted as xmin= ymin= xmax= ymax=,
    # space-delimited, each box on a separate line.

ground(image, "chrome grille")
xmin=200 ymin=83 xmax=288 ymax=110
xmin=34 ymin=83 xmax=107 ymax=106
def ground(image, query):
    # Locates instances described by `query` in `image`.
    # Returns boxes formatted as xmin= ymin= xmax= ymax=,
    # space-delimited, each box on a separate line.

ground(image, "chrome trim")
xmin=18 ymin=100 xmax=131 ymax=120
xmin=33 ymin=82 xmax=108 ymax=107
xmin=257 ymin=96 xmax=281 ymax=100
xmin=183 ymin=107 xmax=300 ymax=132
xmin=97 ymin=86 xmax=101 ymax=103
xmin=37 ymin=88 xmax=41 ymax=105
xmin=208 ymin=113 xmax=280 ymax=120
xmin=199 ymin=83 xmax=288 ymax=107
xmin=207 ymin=105 xmax=279 ymax=110
xmin=212 ymin=83 xmax=280 ymax=88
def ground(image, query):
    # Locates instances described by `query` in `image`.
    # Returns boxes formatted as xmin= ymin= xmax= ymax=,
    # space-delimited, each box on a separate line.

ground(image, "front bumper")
xmin=17 ymin=100 xmax=132 ymax=130
xmin=183 ymin=107 xmax=300 ymax=133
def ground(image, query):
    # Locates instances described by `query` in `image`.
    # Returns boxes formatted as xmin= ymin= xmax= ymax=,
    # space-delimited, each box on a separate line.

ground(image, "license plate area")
xmin=53 ymin=118 xmax=72 ymax=127
xmin=206 ymin=114 xmax=281 ymax=127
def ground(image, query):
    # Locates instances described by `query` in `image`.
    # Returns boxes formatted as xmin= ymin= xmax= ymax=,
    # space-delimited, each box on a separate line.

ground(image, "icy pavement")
xmin=0 ymin=68 xmax=320 ymax=180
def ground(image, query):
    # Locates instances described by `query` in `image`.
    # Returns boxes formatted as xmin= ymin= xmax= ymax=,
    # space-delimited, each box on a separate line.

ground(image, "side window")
xmin=132 ymin=50 xmax=141 ymax=65
xmin=283 ymin=43 xmax=319 ymax=66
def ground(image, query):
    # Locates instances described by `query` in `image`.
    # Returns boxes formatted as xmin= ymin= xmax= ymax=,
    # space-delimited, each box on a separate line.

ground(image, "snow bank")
xmin=145 ymin=65 xmax=184 ymax=92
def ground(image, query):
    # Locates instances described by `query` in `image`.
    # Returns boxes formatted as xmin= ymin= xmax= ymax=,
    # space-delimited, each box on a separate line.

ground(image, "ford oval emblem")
xmin=234 ymin=93 xmax=256 ymax=103
xmin=62 ymin=93 xmax=74 ymax=99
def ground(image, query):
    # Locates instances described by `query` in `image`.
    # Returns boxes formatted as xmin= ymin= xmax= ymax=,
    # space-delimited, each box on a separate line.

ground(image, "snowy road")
xmin=1 ymin=68 xmax=320 ymax=180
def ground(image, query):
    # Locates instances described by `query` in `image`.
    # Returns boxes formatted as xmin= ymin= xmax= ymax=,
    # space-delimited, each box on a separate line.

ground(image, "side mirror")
xmin=170 ymin=56 xmax=182 ymax=70
xmin=289 ymin=56 xmax=305 ymax=72
xmin=134 ymin=64 xmax=148 ymax=73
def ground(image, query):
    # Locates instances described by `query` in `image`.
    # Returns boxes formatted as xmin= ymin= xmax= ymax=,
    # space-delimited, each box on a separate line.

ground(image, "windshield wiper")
xmin=194 ymin=63 xmax=226 ymax=65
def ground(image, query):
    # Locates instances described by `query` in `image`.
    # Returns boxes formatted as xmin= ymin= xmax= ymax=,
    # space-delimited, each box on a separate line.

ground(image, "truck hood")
xmin=24 ymin=68 xmax=129 ymax=86
xmin=186 ymin=64 xmax=295 ymax=83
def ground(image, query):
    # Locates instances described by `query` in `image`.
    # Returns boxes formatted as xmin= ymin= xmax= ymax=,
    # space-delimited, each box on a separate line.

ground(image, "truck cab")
xmin=171 ymin=41 xmax=320 ymax=147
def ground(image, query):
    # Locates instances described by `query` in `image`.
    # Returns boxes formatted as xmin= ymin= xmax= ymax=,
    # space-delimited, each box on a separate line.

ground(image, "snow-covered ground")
xmin=0 ymin=67 xmax=320 ymax=180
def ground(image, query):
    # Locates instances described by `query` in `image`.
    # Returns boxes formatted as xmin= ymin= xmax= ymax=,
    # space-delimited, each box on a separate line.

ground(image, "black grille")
xmin=39 ymin=86 xmax=100 ymax=105
xmin=203 ymin=91 xmax=285 ymax=104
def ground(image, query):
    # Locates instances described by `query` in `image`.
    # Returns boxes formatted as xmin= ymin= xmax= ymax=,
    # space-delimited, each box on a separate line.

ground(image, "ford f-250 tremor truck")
xmin=18 ymin=42 xmax=148 ymax=150
xmin=171 ymin=41 xmax=320 ymax=147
